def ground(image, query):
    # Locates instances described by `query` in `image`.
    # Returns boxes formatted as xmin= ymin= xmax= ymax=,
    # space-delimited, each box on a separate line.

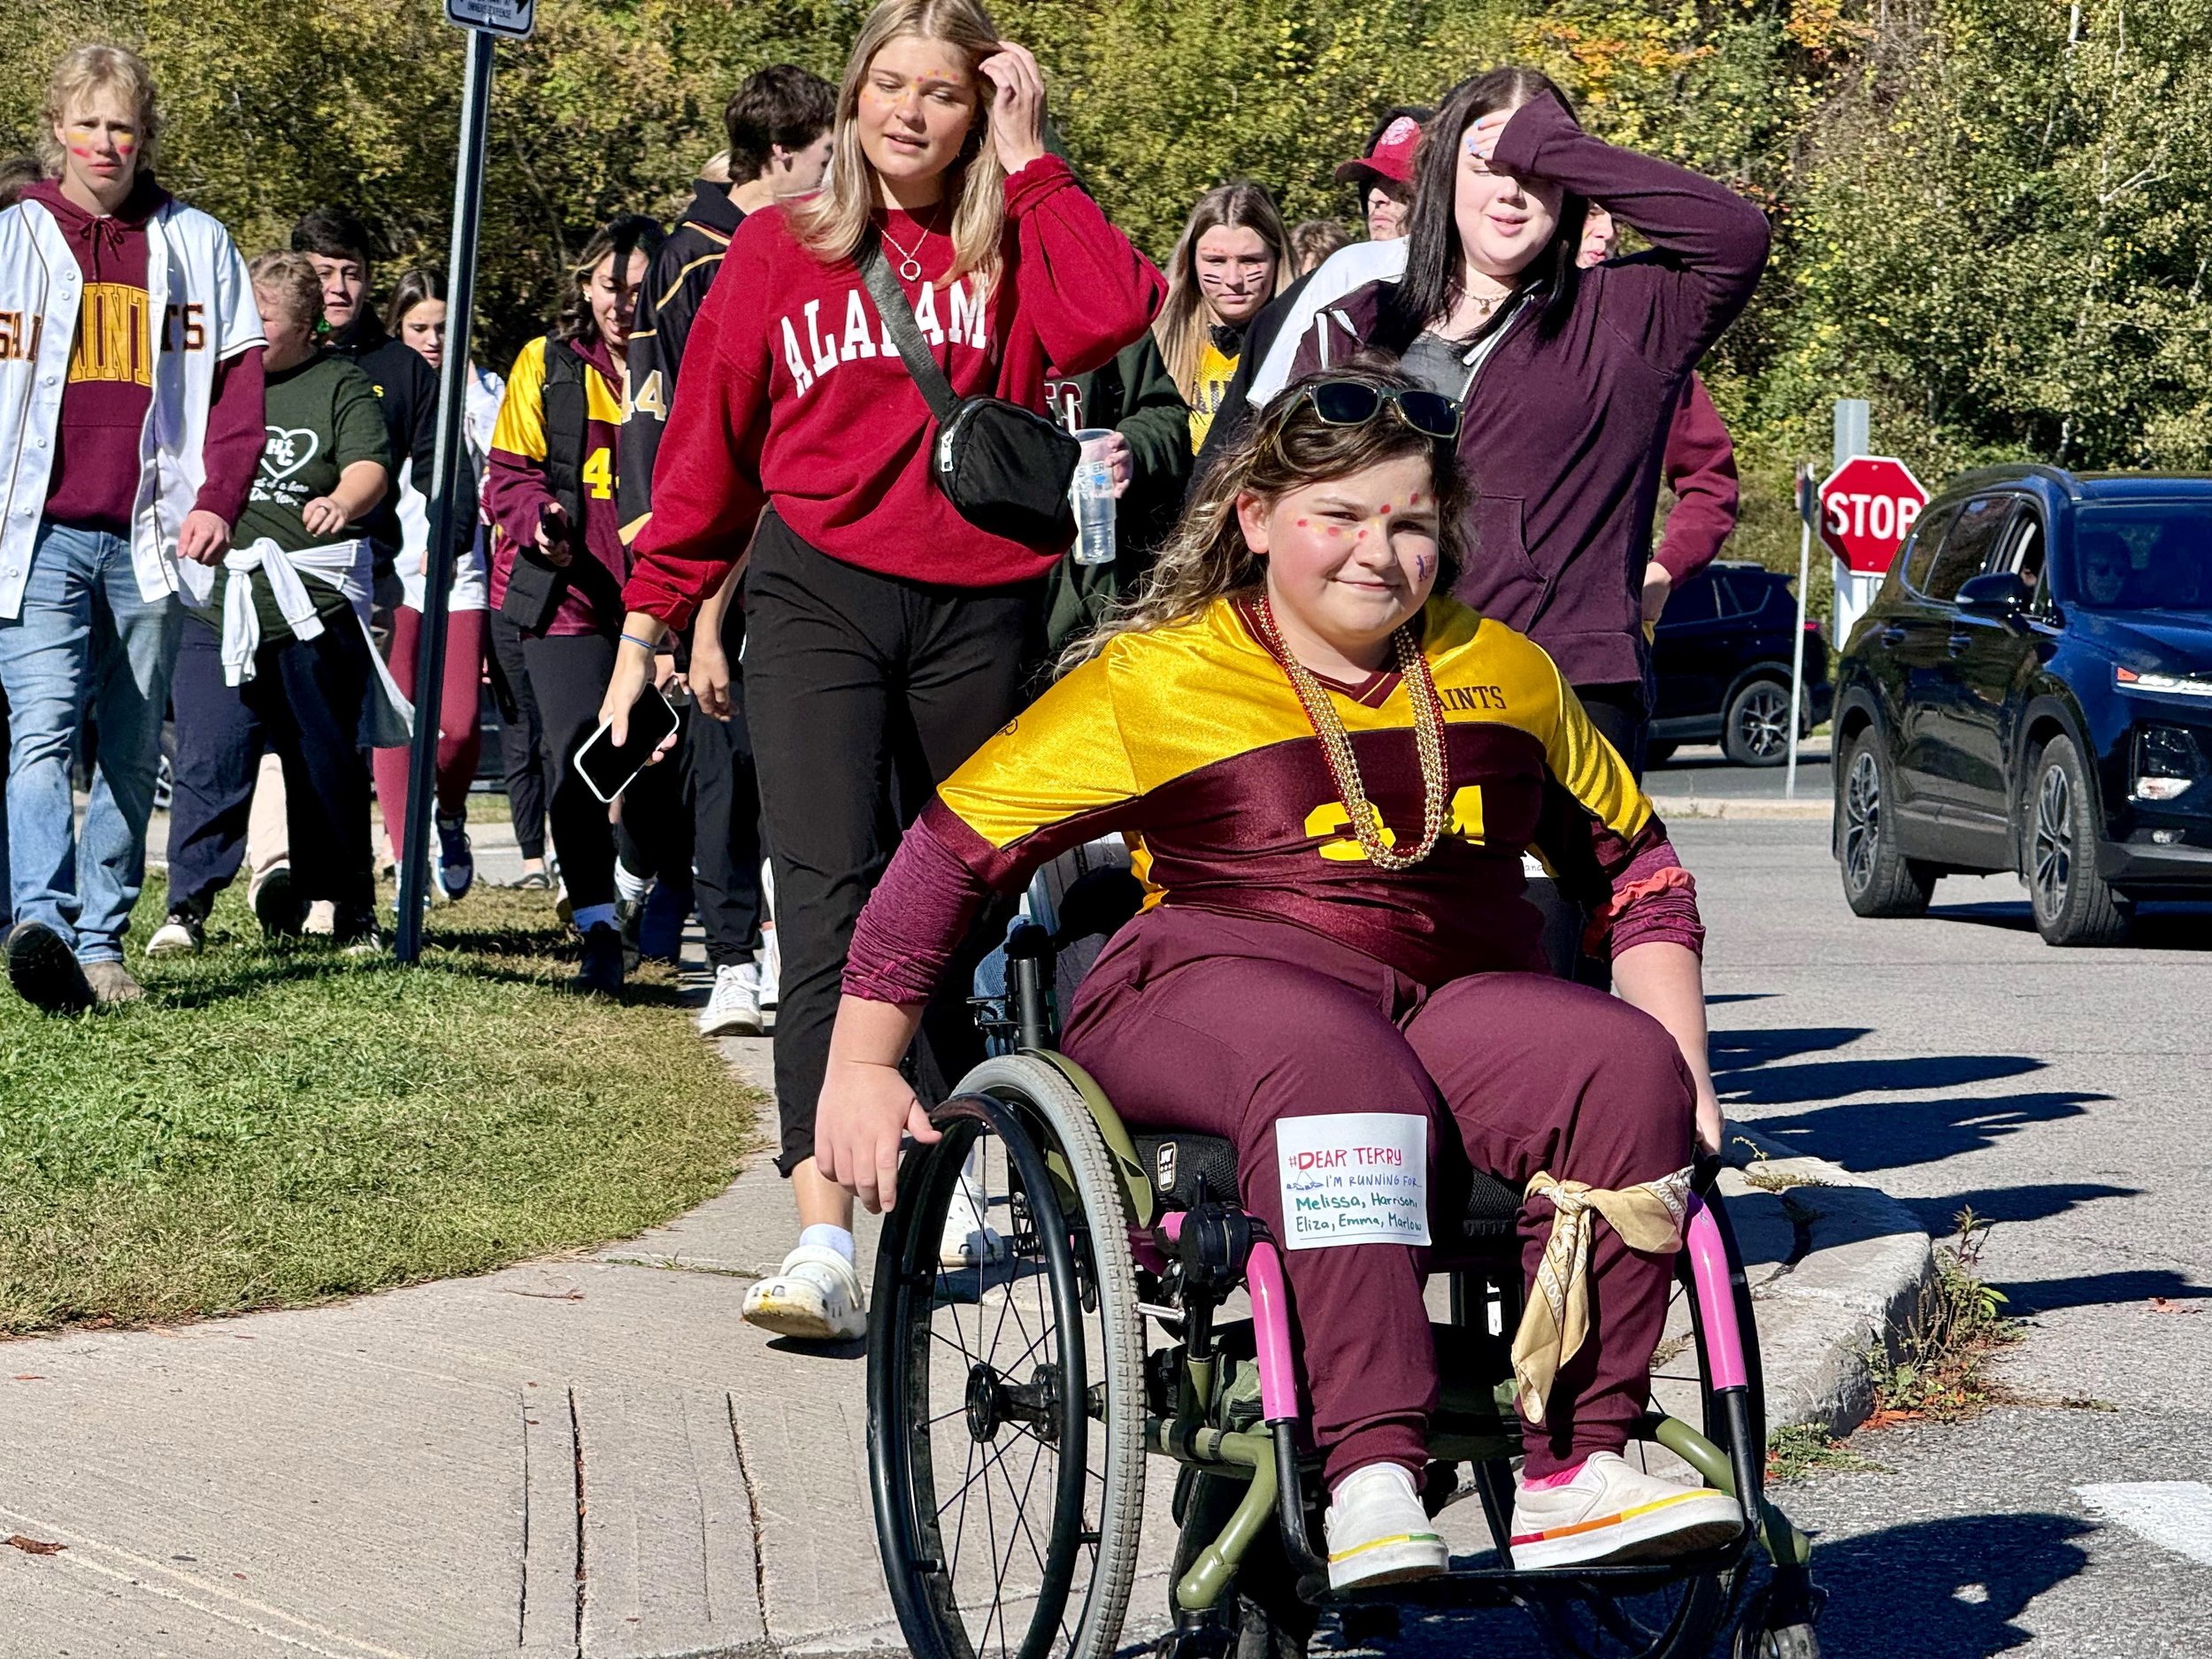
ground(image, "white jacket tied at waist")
xmin=219 ymin=536 xmax=413 ymax=746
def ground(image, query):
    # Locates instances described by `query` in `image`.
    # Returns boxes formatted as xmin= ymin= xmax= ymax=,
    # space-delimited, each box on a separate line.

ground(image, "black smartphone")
xmin=574 ymin=685 xmax=680 ymax=804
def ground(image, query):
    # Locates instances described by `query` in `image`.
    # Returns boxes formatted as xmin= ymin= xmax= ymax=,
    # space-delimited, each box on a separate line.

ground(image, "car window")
xmin=1666 ymin=572 xmax=1718 ymax=622
xmin=1715 ymin=573 xmax=1770 ymax=618
xmin=1901 ymin=501 xmax=1965 ymax=595
xmin=1916 ymin=495 xmax=2014 ymax=603
xmin=2071 ymin=504 xmax=2212 ymax=612
xmin=2004 ymin=514 xmax=2047 ymax=599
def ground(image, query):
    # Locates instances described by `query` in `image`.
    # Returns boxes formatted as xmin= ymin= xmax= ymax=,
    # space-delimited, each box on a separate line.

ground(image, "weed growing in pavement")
xmin=1868 ymin=1206 xmax=2024 ymax=1423
xmin=1766 ymin=1425 xmax=1889 ymax=1483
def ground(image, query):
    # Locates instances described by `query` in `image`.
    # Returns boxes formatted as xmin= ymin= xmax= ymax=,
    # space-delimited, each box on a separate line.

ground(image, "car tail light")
xmin=2133 ymin=725 xmax=2206 ymax=802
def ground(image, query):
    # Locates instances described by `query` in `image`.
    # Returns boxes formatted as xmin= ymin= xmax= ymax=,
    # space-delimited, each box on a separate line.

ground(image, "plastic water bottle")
xmin=1071 ymin=426 xmax=1118 ymax=567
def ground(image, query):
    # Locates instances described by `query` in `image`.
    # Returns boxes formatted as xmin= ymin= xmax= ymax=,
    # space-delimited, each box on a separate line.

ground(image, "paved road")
xmin=1317 ymin=818 xmax=2212 ymax=1659
xmin=1647 ymin=740 xmax=1832 ymax=803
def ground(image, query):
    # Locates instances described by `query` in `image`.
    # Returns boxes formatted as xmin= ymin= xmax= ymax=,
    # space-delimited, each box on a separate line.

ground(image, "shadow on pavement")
xmin=1901 ymin=1183 xmax=2141 ymax=1231
xmin=1742 ymin=1089 xmax=2108 ymax=1172
xmin=1995 ymin=1269 xmax=2212 ymax=1315
xmin=1770 ymin=1511 xmax=2096 ymax=1659
xmin=1709 ymin=1025 xmax=1870 ymax=1072
xmin=1930 ymin=898 xmax=2212 ymax=950
xmin=1719 ymin=1052 xmax=2046 ymax=1107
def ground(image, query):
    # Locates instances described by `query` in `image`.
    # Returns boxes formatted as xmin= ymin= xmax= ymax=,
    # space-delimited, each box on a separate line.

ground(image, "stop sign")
xmin=1818 ymin=456 xmax=1929 ymax=573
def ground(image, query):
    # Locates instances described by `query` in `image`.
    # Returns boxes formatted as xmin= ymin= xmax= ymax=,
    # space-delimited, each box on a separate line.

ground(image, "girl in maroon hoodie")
xmin=1289 ymin=69 xmax=1769 ymax=768
xmin=605 ymin=0 xmax=1163 ymax=1341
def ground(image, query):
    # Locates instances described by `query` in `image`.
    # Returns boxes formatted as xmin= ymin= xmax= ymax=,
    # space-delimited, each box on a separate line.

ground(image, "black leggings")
xmin=520 ymin=632 xmax=623 ymax=913
xmin=488 ymin=608 xmax=549 ymax=862
xmin=1533 ymin=680 xmax=1646 ymax=984
xmin=744 ymin=514 xmax=1044 ymax=1175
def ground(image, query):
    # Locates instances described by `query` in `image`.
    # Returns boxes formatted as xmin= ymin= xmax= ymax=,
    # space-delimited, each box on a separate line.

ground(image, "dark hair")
xmin=725 ymin=64 xmax=836 ymax=182
xmin=1380 ymin=69 xmax=1585 ymax=353
xmin=0 ymin=152 xmax=41 ymax=211
xmin=554 ymin=215 xmax=666 ymax=343
xmin=290 ymin=206 xmax=376 ymax=271
xmin=383 ymin=266 xmax=444 ymax=336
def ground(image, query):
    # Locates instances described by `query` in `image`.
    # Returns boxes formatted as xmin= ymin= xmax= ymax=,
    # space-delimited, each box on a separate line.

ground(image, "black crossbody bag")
xmin=857 ymin=234 xmax=1080 ymax=549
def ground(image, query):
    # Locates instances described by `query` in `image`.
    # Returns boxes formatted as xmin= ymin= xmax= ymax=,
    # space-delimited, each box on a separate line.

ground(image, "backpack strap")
xmin=856 ymin=234 xmax=962 ymax=426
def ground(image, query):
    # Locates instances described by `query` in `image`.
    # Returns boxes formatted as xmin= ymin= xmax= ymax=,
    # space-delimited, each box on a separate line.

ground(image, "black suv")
xmin=1647 ymin=561 xmax=1832 ymax=766
xmin=1832 ymin=465 xmax=2212 ymax=944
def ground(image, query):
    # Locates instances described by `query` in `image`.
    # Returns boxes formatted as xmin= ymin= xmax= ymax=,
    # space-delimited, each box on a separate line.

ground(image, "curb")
xmin=1648 ymin=794 xmax=1833 ymax=821
xmin=1722 ymin=1121 xmax=1937 ymax=1437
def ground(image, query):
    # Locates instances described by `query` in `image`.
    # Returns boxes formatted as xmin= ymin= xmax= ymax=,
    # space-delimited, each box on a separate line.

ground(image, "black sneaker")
xmin=4 ymin=920 xmax=96 ymax=1014
xmin=252 ymin=865 xmax=303 ymax=938
xmin=333 ymin=905 xmax=384 ymax=959
xmin=575 ymin=921 xmax=625 ymax=996
xmin=614 ymin=895 xmax=646 ymax=972
xmin=145 ymin=908 xmax=205 ymax=957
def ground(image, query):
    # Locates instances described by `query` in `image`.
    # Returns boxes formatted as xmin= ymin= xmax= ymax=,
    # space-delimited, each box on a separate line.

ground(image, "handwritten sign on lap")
xmin=1277 ymin=1112 xmax=1430 ymax=1250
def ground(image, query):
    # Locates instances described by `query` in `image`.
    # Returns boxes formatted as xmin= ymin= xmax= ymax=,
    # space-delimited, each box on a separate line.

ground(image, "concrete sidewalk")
xmin=0 ymin=868 xmax=1931 ymax=1657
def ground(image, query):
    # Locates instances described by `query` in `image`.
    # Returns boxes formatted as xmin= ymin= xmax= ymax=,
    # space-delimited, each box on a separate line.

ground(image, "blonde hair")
xmin=1067 ymin=364 xmax=1469 ymax=670
xmin=248 ymin=250 xmax=323 ymax=329
xmin=39 ymin=44 xmax=159 ymax=176
xmin=787 ymin=0 xmax=1007 ymax=291
xmin=1152 ymin=181 xmax=1292 ymax=405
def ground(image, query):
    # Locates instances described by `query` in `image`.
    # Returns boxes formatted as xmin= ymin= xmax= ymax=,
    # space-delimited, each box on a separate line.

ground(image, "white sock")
xmin=613 ymin=862 xmax=650 ymax=905
xmin=799 ymin=1224 xmax=856 ymax=1265
xmin=572 ymin=902 xmax=617 ymax=932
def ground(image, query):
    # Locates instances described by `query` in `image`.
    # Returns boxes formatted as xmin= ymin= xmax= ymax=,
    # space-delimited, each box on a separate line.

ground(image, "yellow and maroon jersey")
xmin=845 ymin=594 xmax=1700 ymax=1001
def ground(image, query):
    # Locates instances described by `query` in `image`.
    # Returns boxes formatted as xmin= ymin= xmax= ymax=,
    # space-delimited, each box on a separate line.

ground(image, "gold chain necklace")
xmin=1252 ymin=595 xmax=1451 ymax=872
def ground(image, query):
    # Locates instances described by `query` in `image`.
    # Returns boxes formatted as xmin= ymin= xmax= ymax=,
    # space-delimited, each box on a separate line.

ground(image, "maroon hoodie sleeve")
xmin=1002 ymin=156 xmax=1166 ymax=379
xmin=1654 ymin=374 xmax=1739 ymax=584
xmin=1492 ymin=96 xmax=1770 ymax=382
xmin=190 ymin=345 xmax=266 ymax=527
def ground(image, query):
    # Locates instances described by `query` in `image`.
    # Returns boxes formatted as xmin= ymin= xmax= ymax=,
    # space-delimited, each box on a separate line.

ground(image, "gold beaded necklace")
xmin=1252 ymin=595 xmax=1451 ymax=872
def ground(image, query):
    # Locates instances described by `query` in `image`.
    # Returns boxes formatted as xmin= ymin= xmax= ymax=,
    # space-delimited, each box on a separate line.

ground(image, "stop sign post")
xmin=1820 ymin=454 xmax=1928 ymax=653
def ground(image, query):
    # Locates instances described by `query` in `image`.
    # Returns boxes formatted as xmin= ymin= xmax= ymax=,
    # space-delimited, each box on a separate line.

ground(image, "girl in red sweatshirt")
xmin=605 ymin=0 xmax=1163 ymax=1341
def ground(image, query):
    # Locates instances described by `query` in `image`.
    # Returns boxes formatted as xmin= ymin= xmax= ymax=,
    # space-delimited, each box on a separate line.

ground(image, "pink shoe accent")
xmin=1523 ymin=1460 xmax=1587 ymax=1492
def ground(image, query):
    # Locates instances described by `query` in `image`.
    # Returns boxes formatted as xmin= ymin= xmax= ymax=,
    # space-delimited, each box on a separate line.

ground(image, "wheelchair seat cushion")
xmin=1130 ymin=1131 xmax=1524 ymax=1240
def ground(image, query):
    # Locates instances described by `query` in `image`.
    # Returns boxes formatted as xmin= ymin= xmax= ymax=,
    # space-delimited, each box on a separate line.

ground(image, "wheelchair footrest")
xmin=1310 ymin=1538 xmax=1755 ymax=1610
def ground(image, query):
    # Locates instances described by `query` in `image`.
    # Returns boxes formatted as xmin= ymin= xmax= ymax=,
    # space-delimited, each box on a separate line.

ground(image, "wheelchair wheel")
xmin=869 ymin=1054 xmax=1148 ymax=1659
xmin=1520 ymin=1190 xmax=1763 ymax=1659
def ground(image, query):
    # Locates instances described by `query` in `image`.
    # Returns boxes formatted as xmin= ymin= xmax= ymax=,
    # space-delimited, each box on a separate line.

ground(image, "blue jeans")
xmin=0 ymin=520 xmax=182 ymax=963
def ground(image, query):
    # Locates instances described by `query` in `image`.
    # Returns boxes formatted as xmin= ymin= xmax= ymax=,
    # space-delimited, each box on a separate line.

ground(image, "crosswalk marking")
xmin=2075 ymin=1482 xmax=2212 ymax=1568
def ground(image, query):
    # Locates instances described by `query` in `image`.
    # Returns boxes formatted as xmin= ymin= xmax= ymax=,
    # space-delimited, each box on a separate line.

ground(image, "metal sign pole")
xmin=396 ymin=24 xmax=496 ymax=964
xmin=1786 ymin=462 xmax=1814 ymax=801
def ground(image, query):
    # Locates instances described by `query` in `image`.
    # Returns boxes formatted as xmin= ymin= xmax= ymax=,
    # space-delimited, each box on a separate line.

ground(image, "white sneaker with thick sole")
xmin=698 ymin=962 xmax=764 ymax=1037
xmin=939 ymin=1170 xmax=1008 ymax=1269
xmin=1509 ymin=1450 xmax=1744 ymax=1570
xmin=1325 ymin=1463 xmax=1448 ymax=1591
xmin=755 ymin=925 xmax=780 ymax=1011
xmin=741 ymin=1245 xmax=866 ymax=1341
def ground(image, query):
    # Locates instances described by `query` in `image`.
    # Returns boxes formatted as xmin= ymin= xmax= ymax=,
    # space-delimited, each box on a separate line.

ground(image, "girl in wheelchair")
xmin=818 ymin=365 xmax=1745 ymax=1593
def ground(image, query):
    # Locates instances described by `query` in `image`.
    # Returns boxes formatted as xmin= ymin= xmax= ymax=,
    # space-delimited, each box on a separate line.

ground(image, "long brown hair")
xmin=787 ymin=0 xmax=1009 ymax=294
xmin=553 ymin=216 xmax=665 ymax=345
xmin=1069 ymin=364 xmax=1468 ymax=668
xmin=1152 ymin=181 xmax=1292 ymax=404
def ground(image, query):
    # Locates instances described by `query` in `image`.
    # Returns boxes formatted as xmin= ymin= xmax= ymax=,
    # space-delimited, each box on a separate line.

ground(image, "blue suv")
xmin=1832 ymin=465 xmax=2212 ymax=944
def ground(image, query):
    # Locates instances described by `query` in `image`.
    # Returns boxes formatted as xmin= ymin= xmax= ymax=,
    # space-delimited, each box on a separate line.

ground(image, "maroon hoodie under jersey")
xmin=27 ymin=176 xmax=264 ymax=536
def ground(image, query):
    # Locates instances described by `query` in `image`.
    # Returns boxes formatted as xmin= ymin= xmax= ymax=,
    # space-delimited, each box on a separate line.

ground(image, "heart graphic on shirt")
xmin=259 ymin=426 xmax=321 ymax=484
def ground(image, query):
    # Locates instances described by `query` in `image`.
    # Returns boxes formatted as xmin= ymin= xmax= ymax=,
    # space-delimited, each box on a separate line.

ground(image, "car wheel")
xmin=1723 ymin=680 xmax=1793 ymax=767
xmin=1839 ymin=731 xmax=1935 ymax=917
xmin=2024 ymin=735 xmax=2130 ymax=946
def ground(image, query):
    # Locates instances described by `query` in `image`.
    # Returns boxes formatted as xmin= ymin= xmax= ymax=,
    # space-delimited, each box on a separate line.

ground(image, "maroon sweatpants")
xmin=372 ymin=604 xmax=487 ymax=857
xmin=1061 ymin=907 xmax=1694 ymax=1486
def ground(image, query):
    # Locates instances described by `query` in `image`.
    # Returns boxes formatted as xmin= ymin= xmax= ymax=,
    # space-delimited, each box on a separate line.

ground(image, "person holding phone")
xmin=485 ymin=216 xmax=666 ymax=994
xmin=601 ymin=0 xmax=1164 ymax=1342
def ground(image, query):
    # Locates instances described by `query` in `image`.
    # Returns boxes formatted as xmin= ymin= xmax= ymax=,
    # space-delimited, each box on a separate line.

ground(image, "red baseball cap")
xmin=1334 ymin=115 xmax=1422 ymax=190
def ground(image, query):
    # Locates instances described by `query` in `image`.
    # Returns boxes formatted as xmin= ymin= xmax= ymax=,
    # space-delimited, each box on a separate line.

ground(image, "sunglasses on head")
xmin=1294 ymin=379 xmax=1462 ymax=442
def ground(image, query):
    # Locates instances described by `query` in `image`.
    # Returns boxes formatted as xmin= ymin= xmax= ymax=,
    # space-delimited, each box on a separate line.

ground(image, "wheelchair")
xmin=865 ymin=863 xmax=1824 ymax=1659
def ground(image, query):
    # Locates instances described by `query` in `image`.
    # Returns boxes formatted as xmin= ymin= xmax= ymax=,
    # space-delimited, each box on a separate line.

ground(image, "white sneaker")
xmin=303 ymin=899 xmax=337 ymax=936
xmin=1324 ymin=1463 xmax=1448 ymax=1591
xmin=755 ymin=926 xmax=780 ymax=1010
xmin=698 ymin=962 xmax=764 ymax=1037
xmin=939 ymin=1173 xmax=1009 ymax=1270
xmin=145 ymin=914 xmax=201 ymax=957
xmin=741 ymin=1244 xmax=866 ymax=1341
xmin=1509 ymin=1450 xmax=1743 ymax=1571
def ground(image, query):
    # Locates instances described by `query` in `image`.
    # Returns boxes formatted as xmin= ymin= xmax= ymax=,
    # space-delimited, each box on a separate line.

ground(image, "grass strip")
xmin=0 ymin=880 xmax=759 ymax=1336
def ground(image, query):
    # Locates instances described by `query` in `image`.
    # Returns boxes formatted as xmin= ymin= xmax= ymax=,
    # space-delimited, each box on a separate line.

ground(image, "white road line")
xmin=2075 ymin=1482 xmax=2212 ymax=1568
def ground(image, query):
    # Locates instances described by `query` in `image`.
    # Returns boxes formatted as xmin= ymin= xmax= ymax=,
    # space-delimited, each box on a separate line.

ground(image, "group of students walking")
xmin=3 ymin=0 xmax=1775 ymax=1596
